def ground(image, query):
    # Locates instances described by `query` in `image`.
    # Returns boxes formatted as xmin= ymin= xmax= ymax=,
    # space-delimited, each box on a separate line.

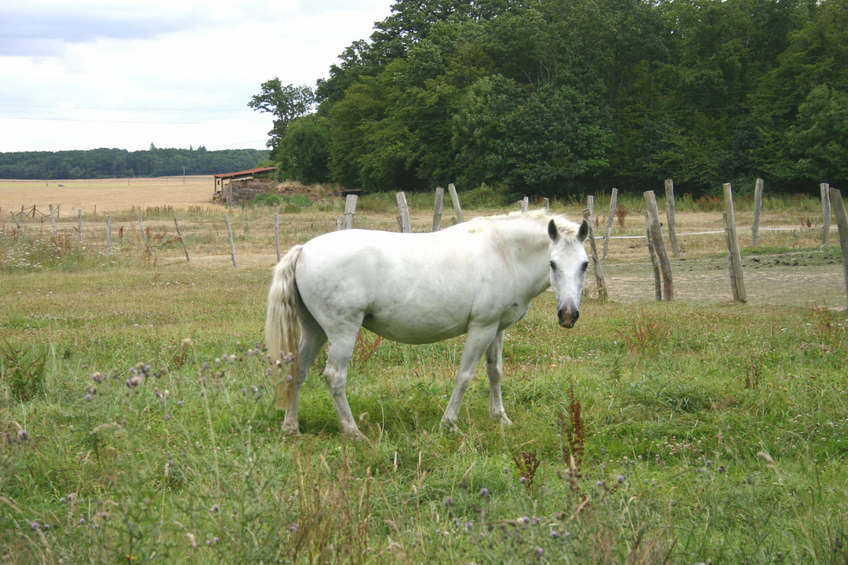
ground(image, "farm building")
xmin=213 ymin=166 xmax=277 ymax=205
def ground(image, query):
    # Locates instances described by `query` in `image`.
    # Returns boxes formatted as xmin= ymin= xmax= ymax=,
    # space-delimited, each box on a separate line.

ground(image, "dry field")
xmin=0 ymin=175 xmax=219 ymax=214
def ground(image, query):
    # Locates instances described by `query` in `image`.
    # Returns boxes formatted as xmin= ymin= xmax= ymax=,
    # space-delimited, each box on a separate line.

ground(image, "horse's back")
xmin=294 ymin=228 xmax=508 ymax=343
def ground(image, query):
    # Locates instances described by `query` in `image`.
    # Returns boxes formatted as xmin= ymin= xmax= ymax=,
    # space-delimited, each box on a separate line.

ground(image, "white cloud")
xmin=0 ymin=0 xmax=393 ymax=152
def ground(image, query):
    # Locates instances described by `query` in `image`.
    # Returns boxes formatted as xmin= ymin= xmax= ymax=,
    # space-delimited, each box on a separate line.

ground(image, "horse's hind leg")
xmin=486 ymin=330 xmax=512 ymax=426
xmin=323 ymin=328 xmax=362 ymax=438
xmin=283 ymin=305 xmax=327 ymax=434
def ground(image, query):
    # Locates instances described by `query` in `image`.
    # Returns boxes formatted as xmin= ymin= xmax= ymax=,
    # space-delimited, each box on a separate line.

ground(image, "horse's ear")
xmin=547 ymin=219 xmax=559 ymax=241
xmin=577 ymin=219 xmax=589 ymax=242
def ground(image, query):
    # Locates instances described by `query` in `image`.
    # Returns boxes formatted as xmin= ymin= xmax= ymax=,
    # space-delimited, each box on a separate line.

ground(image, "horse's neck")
xmin=494 ymin=220 xmax=551 ymax=298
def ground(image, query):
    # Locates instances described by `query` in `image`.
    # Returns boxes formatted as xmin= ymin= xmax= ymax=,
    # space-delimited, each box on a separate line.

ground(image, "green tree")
xmin=277 ymin=115 xmax=332 ymax=184
xmin=248 ymin=79 xmax=315 ymax=160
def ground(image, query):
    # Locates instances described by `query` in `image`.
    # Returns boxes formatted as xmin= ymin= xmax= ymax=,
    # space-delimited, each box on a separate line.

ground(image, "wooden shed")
xmin=213 ymin=167 xmax=277 ymax=203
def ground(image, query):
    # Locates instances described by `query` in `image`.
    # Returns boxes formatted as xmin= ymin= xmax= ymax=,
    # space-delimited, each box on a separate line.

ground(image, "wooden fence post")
xmin=828 ymin=187 xmax=848 ymax=307
xmin=583 ymin=209 xmax=608 ymax=302
xmin=432 ymin=186 xmax=444 ymax=231
xmin=448 ymin=183 xmax=464 ymax=224
xmin=603 ymin=187 xmax=618 ymax=260
xmin=77 ymin=209 xmax=83 ymax=244
xmin=174 ymin=215 xmax=190 ymax=262
xmin=106 ymin=215 xmax=112 ymax=252
xmin=821 ymin=182 xmax=831 ymax=246
xmin=645 ymin=211 xmax=662 ymax=301
xmin=49 ymin=204 xmax=58 ymax=238
xmin=396 ymin=192 xmax=411 ymax=232
xmin=10 ymin=211 xmax=23 ymax=234
xmin=586 ymin=195 xmax=595 ymax=227
xmin=224 ymin=214 xmax=237 ymax=268
xmin=665 ymin=179 xmax=680 ymax=256
xmin=543 ymin=197 xmax=550 ymax=213
xmin=137 ymin=211 xmax=150 ymax=252
xmin=752 ymin=177 xmax=764 ymax=247
xmin=343 ymin=194 xmax=358 ymax=229
xmin=644 ymin=191 xmax=674 ymax=300
xmin=274 ymin=211 xmax=281 ymax=261
xmin=520 ymin=196 xmax=529 ymax=213
xmin=723 ymin=183 xmax=747 ymax=303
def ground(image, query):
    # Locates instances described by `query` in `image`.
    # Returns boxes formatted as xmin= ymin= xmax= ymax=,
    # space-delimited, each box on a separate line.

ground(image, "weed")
xmin=0 ymin=341 xmax=47 ymax=402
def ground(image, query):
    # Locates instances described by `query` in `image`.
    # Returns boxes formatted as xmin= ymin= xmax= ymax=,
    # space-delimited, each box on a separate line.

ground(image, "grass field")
xmin=1 ymin=182 xmax=847 ymax=563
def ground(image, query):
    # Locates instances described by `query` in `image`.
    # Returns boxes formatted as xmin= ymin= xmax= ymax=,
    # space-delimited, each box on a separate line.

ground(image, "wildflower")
xmin=164 ymin=413 xmax=170 ymax=421
xmin=535 ymin=547 xmax=544 ymax=558
xmin=30 ymin=522 xmax=40 ymax=530
xmin=17 ymin=430 xmax=28 ymax=442
xmin=289 ymin=523 xmax=298 ymax=532
xmin=177 ymin=400 xmax=183 ymax=407
xmin=210 ymin=504 xmax=219 ymax=513
xmin=617 ymin=475 xmax=625 ymax=483
xmin=520 ymin=476 xmax=526 ymax=484
xmin=241 ymin=387 xmax=247 ymax=396
xmin=251 ymin=385 xmax=258 ymax=394
xmin=479 ymin=487 xmax=489 ymax=498
xmin=60 ymin=497 xmax=66 ymax=504
xmin=444 ymin=496 xmax=454 ymax=506
xmin=85 ymin=394 xmax=92 ymax=400
xmin=465 ymin=521 xmax=473 ymax=530
xmin=520 ymin=516 xmax=530 ymax=526
xmin=79 ymin=517 xmax=86 ymax=525
xmin=181 ymin=338 xmax=193 ymax=348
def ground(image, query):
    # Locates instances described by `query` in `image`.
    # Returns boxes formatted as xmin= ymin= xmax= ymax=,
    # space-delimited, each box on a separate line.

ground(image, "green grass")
xmin=1 ymin=210 xmax=847 ymax=563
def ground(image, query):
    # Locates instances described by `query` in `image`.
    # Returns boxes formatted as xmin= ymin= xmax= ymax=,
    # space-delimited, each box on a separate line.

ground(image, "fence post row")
xmin=821 ymin=182 xmax=831 ymax=246
xmin=583 ymin=208 xmax=608 ymax=302
xmin=828 ymin=187 xmax=848 ymax=307
xmin=106 ymin=215 xmax=112 ymax=252
xmin=174 ymin=215 xmax=190 ymax=262
xmin=723 ymin=183 xmax=747 ymax=303
xmin=432 ymin=186 xmax=444 ymax=231
xmin=396 ymin=192 xmax=411 ymax=233
xmin=49 ymin=204 xmax=58 ymax=238
xmin=644 ymin=210 xmax=663 ymax=301
xmin=643 ymin=190 xmax=674 ymax=301
xmin=223 ymin=214 xmax=237 ymax=268
xmin=752 ymin=177 xmax=764 ymax=247
xmin=343 ymin=194 xmax=358 ymax=229
xmin=603 ymin=187 xmax=618 ymax=260
xmin=664 ymin=179 xmax=680 ymax=257
xmin=448 ymin=183 xmax=464 ymax=224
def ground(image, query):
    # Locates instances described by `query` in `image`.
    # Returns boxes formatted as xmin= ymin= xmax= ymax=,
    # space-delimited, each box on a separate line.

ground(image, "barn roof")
xmin=214 ymin=166 xmax=277 ymax=180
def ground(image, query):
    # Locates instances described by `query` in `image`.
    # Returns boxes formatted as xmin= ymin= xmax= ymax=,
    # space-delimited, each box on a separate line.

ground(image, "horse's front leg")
xmin=440 ymin=325 xmax=499 ymax=432
xmin=486 ymin=329 xmax=512 ymax=426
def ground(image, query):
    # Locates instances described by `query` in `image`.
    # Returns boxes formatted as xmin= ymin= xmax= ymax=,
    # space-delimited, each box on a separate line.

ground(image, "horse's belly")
xmin=362 ymin=314 xmax=467 ymax=345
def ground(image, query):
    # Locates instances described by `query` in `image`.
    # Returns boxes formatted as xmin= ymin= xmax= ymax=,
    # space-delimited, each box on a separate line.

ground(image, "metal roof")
xmin=213 ymin=166 xmax=277 ymax=180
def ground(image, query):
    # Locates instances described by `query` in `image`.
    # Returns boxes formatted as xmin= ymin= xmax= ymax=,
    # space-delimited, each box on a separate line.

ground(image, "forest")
xmin=251 ymin=0 xmax=848 ymax=198
xmin=0 ymin=147 xmax=269 ymax=180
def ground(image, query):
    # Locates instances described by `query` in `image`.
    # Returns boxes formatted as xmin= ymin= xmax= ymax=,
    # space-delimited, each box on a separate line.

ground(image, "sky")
xmin=0 ymin=0 xmax=394 ymax=152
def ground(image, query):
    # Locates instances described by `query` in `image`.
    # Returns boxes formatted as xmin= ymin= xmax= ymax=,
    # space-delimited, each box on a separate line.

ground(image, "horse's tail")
xmin=265 ymin=244 xmax=304 ymax=408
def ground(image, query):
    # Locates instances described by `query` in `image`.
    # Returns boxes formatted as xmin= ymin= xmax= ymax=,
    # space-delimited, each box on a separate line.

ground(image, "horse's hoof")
xmin=439 ymin=419 xmax=460 ymax=433
xmin=491 ymin=412 xmax=513 ymax=426
xmin=281 ymin=423 xmax=300 ymax=435
xmin=341 ymin=427 xmax=365 ymax=441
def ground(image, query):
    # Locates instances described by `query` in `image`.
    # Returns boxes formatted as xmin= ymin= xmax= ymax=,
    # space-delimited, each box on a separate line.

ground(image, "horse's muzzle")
xmin=558 ymin=304 xmax=579 ymax=328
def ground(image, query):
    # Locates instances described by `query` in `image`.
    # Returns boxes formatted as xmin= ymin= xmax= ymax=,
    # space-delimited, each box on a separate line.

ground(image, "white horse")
xmin=265 ymin=210 xmax=589 ymax=437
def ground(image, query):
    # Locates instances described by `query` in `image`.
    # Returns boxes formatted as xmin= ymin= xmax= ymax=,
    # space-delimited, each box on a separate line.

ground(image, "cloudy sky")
xmin=0 ymin=0 xmax=393 ymax=152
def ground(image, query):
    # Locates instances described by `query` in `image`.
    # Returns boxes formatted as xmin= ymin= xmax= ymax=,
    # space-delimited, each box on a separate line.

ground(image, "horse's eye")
xmin=550 ymin=260 xmax=557 ymax=271
xmin=581 ymin=261 xmax=589 ymax=272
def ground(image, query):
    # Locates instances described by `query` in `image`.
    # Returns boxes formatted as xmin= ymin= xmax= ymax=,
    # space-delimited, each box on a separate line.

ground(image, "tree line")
xmin=251 ymin=0 xmax=848 ymax=198
xmin=0 ymin=146 xmax=269 ymax=179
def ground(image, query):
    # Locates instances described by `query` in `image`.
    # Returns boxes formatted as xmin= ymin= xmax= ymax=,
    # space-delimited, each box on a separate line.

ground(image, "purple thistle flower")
xmin=210 ymin=504 xmax=219 ymax=513
xmin=79 ymin=517 xmax=85 ymax=525
xmin=535 ymin=547 xmax=544 ymax=558
xmin=289 ymin=523 xmax=298 ymax=532
xmin=30 ymin=522 xmax=39 ymax=530
xmin=617 ymin=475 xmax=625 ymax=483
xmin=479 ymin=487 xmax=489 ymax=498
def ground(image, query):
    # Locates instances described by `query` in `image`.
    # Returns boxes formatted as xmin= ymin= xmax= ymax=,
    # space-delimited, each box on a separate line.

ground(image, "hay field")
xmin=0 ymin=176 xmax=219 ymax=214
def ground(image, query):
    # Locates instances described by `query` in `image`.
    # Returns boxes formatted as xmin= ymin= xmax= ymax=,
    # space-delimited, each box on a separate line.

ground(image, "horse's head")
xmin=547 ymin=219 xmax=589 ymax=328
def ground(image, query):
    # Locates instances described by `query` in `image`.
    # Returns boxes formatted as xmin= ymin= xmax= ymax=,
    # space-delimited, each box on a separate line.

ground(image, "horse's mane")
xmin=469 ymin=209 xmax=581 ymax=238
